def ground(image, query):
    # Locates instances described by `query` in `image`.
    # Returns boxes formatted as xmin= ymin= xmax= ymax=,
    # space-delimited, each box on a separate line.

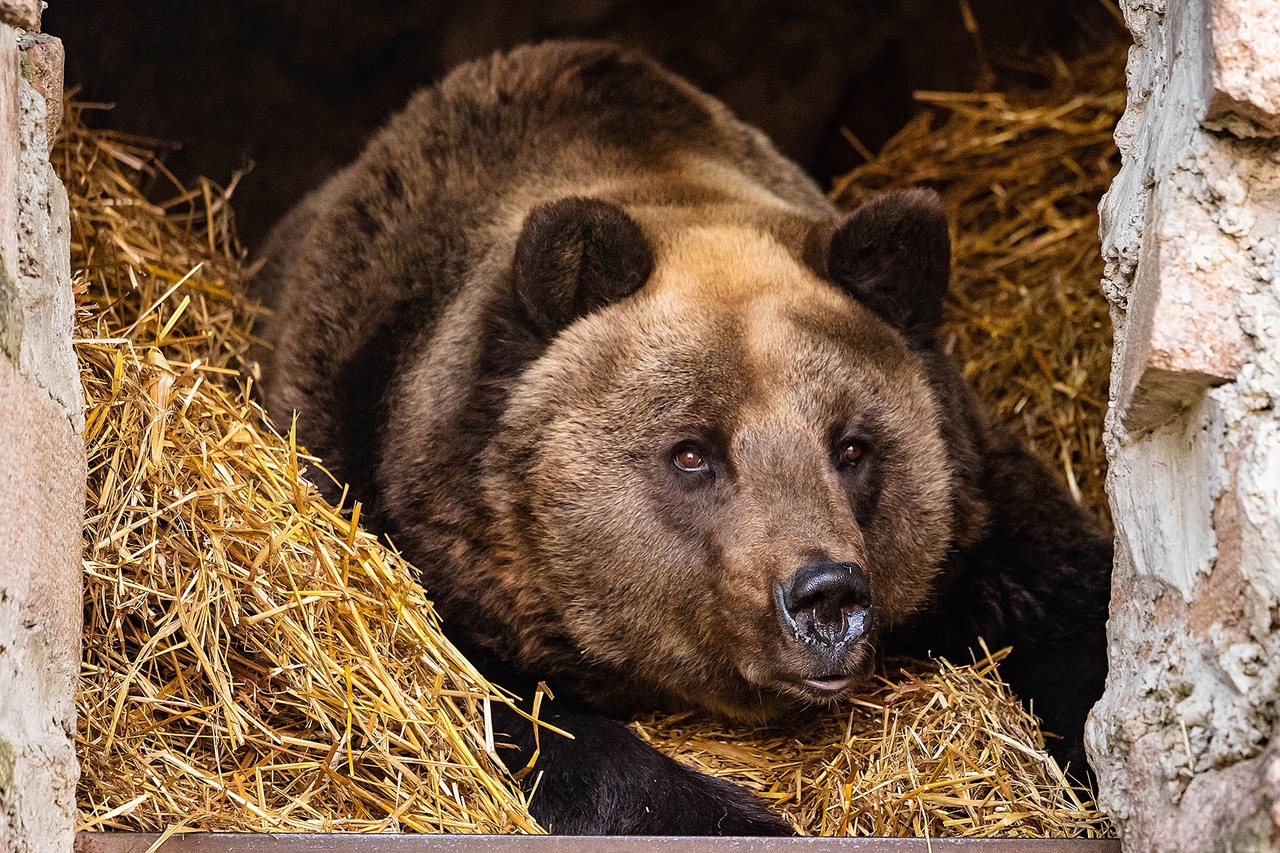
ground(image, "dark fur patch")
xmin=488 ymin=699 xmax=790 ymax=835
xmin=827 ymin=188 xmax=951 ymax=348
xmin=511 ymin=197 xmax=654 ymax=345
xmin=380 ymin=166 xmax=405 ymax=201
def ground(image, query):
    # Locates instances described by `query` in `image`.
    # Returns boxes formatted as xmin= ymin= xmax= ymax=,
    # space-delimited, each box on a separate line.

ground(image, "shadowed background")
xmin=47 ymin=0 xmax=1111 ymax=247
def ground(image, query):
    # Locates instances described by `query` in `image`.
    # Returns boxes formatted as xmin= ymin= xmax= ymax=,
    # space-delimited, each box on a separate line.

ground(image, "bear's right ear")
xmin=825 ymin=189 xmax=951 ymax=349
xmin=508 ymin=197 xmax=653 ymax=343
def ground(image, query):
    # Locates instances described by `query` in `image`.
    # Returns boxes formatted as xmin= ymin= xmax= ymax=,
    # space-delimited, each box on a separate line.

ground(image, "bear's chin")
xmin=775 ymin=636 xmax=878 ymax=710
xmin=671 ymin=635 xmax=878 ymax=723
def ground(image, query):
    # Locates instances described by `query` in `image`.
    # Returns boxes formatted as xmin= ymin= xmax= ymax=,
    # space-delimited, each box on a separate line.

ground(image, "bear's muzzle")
xmin=774 ymin=561 xmax=875 ymax=696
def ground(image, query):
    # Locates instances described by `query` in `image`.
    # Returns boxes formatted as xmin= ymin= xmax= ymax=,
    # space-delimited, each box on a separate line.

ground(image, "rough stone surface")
xmin=0 ymin=20 xmax=82 ymax=853
xmin=1204 ymin=0 xmax=1280 ymax=136
xmin=0 ymin=24 xmax=20 ymax=358
xmin=1089 ymin=0 xmax=1280 ymax=850
xmin=1104 ymin=0 xmax=1264 ymax=433
xmin=1113 ymin=167 xmax=1255 ymax=431
xmin=17 ymin=33 xmax=60 ymax=152
xmin=0 ymin=1 xmax=37 ymax=32
xmin=0 ymin=352 xmax=83 ymax=853
xmin=13 ymin=34 xmax=77 ymax=430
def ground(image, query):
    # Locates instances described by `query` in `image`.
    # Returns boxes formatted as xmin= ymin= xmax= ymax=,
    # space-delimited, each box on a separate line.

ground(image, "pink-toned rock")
xmin=1115 ymin=184 xmax=1253 ymax=432
xmin=0 ymin=0 xmax=37 ymax=30
xmin=0 ymin=24 xmax=18 ymax=288
xmin=1094 ymin=2 xmax=1280 ymax=850
xmin=19 ymin=33 xmax=63 ymax=152
xmin=0 ymin=350 xmax=82 ymax=675
xmin=0 ymin=351 xmax=83 ymax=853
xmin=1205 ymin=0 xmax=1280 ymax=134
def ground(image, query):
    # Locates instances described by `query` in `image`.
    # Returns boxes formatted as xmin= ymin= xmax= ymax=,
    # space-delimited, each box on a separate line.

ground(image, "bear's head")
xmin=479 ymin=190 xmax=959 ymax=720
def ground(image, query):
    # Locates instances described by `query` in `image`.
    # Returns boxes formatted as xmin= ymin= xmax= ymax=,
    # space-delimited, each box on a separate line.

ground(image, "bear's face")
xmin=480 ymin=193 xmax=957 ymax=720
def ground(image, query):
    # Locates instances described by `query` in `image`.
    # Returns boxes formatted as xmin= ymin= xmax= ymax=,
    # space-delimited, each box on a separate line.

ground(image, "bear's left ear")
xmin=825 ymin=189 xmax=951 ymax=349
xmin=510 ymin=196 xmax=653 ymax=342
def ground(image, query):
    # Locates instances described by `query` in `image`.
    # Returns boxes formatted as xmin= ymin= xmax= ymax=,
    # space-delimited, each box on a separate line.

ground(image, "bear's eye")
xmin=835 ymin=439 xmax=866 ymax=470
xmin=672 ymin=443 xmax=710 ymax=474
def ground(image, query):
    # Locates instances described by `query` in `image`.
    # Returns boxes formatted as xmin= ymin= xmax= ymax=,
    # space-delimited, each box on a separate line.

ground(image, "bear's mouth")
xmin=782 ymin=635 xmax=877 ymax=702
xmin=802 ymin=674 xmax=855 ymax=693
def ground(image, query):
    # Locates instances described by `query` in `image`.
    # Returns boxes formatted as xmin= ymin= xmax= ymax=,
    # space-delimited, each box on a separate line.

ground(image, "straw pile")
xmin=64 ymin=102 xmax=540 ymax=835
xmin=67 ymin=34 xmax=1122 ymax=841
xmin=832 ymin=43 xmax=1124 ymax=523
xmin=637 ymin=649 xmax=1108 ymax=838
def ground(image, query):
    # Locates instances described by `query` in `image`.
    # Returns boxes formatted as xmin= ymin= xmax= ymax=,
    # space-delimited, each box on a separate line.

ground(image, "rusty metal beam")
xmin=77 ymin=833 xmax=1121 ymax=853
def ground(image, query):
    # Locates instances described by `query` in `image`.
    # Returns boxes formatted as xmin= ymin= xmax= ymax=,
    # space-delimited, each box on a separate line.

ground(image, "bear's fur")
xmin=253 ymin=41 xmax=1112 ymax=835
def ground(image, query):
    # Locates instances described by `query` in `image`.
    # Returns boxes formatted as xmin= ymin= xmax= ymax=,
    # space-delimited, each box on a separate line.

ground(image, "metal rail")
xmin=77 ymin=832 xmax=1121 ymax=853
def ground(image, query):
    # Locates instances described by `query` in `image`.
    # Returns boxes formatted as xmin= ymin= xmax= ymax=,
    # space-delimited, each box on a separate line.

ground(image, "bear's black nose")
xmin=778 ymin=561 xmax=872 ymax=647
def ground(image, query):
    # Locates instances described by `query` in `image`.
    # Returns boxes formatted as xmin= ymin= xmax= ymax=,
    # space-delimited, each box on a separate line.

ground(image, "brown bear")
xmin=252 ymin=41 xmax=1112 ymax=835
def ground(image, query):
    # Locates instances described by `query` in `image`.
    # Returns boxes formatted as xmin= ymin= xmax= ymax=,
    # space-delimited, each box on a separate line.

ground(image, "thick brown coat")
xmin=255 ymin=41 xmax=1111 ymax=835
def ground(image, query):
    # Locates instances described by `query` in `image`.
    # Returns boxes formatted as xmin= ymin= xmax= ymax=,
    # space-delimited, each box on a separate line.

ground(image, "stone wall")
xmin=1087 ymin=0 xmax=1280 ymax=850
xmin=0 ymin=2 xmax=81 ymax=851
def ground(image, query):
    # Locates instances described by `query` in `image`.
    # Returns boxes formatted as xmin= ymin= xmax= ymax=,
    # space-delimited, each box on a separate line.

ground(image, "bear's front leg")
xmin=489 ymin=702 xmax=792 ymax=836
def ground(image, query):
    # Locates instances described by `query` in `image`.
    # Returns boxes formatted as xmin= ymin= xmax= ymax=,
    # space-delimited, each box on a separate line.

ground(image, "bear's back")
xmin=370 ymin=40 xmax=831 ymax=228
xmin=255 ymin=41 xmax=829 ymax=323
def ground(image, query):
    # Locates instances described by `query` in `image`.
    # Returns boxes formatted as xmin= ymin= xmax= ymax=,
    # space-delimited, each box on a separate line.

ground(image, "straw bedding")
xmin=69 ymin=38 xmax=1121 ymax=839
xmin=66 ymin=103 xmax=540 ymax=835
xmin=634 ymin=649 xmax=1106 ymax=838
